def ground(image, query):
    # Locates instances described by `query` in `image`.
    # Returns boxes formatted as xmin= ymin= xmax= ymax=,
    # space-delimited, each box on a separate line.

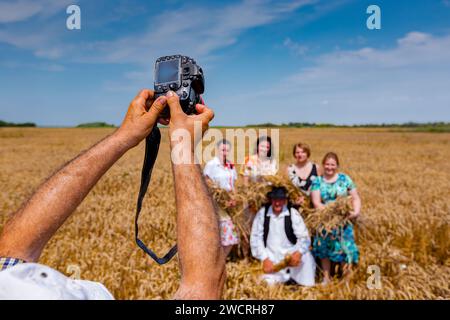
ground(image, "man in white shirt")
xmin=0 ymin=90 xmax=225 ymax=299
xmin=250 ymin=187 xmax=316 ymax=286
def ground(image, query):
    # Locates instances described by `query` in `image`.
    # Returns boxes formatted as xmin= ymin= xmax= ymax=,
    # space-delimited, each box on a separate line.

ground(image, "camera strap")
xmin=135 ymin=126 xmax=178 ymax=265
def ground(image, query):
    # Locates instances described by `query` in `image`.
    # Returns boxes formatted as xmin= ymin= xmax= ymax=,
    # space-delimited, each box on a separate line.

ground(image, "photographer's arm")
xmin=172 ymin=162 xmax=226 ymax=299
xmin=165 ymin=92 xmax=225 ymax=299
xmin=0 ymin=90 xmax=166 ymax=262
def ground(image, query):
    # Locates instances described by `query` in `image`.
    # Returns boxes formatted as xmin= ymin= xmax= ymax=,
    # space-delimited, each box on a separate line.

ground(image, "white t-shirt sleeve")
xmin=0 ymin=263 xmax=114 ymax=300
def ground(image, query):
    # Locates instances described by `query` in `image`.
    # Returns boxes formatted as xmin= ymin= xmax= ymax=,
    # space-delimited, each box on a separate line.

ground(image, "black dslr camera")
xmin=135 ymin=55 xmax=205 ymax=265
xmin=154 ymin=54 xmax=204 ymax=118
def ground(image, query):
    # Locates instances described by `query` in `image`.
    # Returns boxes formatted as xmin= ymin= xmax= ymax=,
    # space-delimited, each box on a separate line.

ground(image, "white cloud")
xmin=283 ymin=37 xmax=309 ymax=56
xmin=0 ymin=60 xmax=65 ymax=72
xmin=0 ymin=0 xmax=317 ymax=66
xmin=0 ymin=1 xmax=41 ymax=23
xmin=0 ymin=27 xmax=68 ymax=59
xmin=40 ymin=63 xmax=65 ymax=72
xmin=72 ymin=0 xmax=316 ymax=64
xmin=78 ymin=0 xmax=319 ymax=91
xmin=35 ymin=47 xmax=64 ymax=59
xmin=218 ymin=31 xmax=450 ymax=125
xmin=0 ymin=0 xmax=74 ymax=60
xmin=0 ymin=0 xmax=73 ymax=23
xmin=0 ymin=27 xmax=50 ymax=48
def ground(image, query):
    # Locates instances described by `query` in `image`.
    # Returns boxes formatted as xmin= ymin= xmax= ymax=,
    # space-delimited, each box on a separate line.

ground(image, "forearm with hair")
xmin=172 ymin=162 xmax=225 ymax=299
xmin=0 ymin=132 xmax=130 ymax=262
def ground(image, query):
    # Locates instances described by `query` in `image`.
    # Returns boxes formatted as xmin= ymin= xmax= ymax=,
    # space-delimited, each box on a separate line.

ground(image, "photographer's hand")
xmin=0 ymin=89 xmax=166 ymax=262
xmin=164 ymin=92 xmax=225 ymax=300
xmin=166 ymin=91 xmax=213 ymax=151
xmin=115 ymin=89 xmax=167 ymax=148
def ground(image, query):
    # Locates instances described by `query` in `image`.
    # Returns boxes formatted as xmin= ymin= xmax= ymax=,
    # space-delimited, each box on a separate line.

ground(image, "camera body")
xmin=154 ymin=54 xmax=204 ymax=118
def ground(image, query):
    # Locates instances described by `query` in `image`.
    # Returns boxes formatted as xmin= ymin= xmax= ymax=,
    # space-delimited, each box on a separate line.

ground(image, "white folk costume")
xmin=203 ymin=157 xmax=239 ymax=246
xmin=250 ymin=205 xmax=316 ymax=286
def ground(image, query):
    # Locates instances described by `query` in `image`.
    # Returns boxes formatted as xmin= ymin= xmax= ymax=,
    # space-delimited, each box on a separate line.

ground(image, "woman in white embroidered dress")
xmin=203 ymin=139 xmax=239 ymax=257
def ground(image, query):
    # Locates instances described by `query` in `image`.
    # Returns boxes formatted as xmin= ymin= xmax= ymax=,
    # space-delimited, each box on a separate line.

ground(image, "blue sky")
xmin=0 ymin=0 xmax=449 ymax=126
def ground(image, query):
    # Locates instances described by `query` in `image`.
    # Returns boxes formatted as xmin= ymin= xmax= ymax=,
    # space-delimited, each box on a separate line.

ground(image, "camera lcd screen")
xmin=155 ymin=59 xmax=180 ymax=84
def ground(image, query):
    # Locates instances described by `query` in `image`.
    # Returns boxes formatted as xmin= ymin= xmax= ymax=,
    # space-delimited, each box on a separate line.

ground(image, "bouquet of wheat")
xmin=207 ymin=176 xmax=359 ymax=257
xmin=302 ymin=196 xmax=357 ymax=235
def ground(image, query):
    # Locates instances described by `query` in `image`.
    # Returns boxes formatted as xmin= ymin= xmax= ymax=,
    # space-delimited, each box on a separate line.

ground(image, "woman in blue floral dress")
xmin=311 ymin=152 xmax=362 ymax=284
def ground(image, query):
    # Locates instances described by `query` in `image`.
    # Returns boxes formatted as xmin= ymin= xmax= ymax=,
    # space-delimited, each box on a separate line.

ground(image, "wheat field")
xmin=0 ymin=127 xmax=449 ymax=299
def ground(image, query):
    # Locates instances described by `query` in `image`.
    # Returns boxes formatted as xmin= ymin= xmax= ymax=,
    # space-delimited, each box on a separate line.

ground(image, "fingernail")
xmin=157 ymin=96 xmax=167 ymax=103
xmin=166 ymin=91 xmax=175 ymax=97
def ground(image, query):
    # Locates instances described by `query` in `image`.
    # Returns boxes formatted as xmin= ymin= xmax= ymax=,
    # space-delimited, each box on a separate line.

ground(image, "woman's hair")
xmin=256 ymin=136 xmax=272 ymax=158
xmin=292 ymin=142 xmax=311 ymax=158
xmin=322 ymin=152 xmax=340 ymax=166
xmin=216 ymin=139 xmax=231 ymax=148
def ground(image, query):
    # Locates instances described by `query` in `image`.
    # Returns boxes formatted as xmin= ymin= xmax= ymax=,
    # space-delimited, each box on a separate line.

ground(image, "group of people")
xmin=0 ymin=90 xmax=361 ymax=299
xmin=203 ymin=139 xmax=362 ymax=286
